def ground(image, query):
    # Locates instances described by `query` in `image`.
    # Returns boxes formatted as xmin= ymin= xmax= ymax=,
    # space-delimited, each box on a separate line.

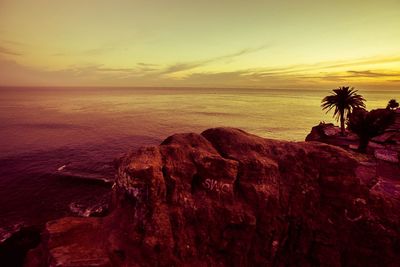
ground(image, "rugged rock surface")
xmin=25 ymin=128 xmax=400 ymax=267
xmin=305 ymin=123 xmax=341 ymax=140
xmin=305 ymin=123 xmax=358 ymax=149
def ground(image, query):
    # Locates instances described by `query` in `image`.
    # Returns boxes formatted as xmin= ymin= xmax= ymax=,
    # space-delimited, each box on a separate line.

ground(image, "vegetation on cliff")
xmin=347 ymin=108 xmax=396 ymax=152
xmin=319 ymin=86 xmax=398 ymax=155
xmin=387 ymin=99 xmax=399 ymax=110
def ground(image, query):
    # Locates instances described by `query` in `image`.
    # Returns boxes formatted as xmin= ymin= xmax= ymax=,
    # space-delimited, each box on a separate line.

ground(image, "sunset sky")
xmin=0 ymin=0 xmax=399 ymax=89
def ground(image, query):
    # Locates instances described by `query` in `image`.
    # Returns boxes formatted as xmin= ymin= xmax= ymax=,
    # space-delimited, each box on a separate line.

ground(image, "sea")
xmin=0 ymin=87 xmax=397 ymax=232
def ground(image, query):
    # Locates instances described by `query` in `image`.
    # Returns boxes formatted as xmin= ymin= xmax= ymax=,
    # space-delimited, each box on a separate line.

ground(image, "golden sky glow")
xmin=0 ymin=0 xmax=399 ymax=89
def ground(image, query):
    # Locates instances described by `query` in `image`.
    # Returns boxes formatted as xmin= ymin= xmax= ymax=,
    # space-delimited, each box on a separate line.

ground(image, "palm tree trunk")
xmin=340 ymin=111 xmax=345 ymax=136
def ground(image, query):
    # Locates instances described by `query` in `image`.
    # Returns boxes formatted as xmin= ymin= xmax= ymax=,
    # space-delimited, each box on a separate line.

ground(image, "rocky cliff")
xmin=25 ymin=128 xmax=400 ymax=267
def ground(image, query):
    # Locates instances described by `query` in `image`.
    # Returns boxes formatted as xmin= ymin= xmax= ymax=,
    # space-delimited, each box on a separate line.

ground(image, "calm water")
xmin=0 ymin=87 xmax=397 ymax=230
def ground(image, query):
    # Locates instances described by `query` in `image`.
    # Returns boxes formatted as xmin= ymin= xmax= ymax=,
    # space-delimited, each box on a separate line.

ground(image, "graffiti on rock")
xmin=202 ymin=178 xmax=231 ymax=194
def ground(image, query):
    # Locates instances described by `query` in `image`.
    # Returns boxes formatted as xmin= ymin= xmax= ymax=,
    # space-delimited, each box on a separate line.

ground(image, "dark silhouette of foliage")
xmin=386 ymin=99 xmax=399 ymax=110
xmin=347 ymin=108 xmax=395 ymax=152
xmin=321 ymin=86 xmax=365 ymax=136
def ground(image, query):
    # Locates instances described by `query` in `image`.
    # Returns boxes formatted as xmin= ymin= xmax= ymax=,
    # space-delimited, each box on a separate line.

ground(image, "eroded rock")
xmin=26 ymin=128 xmax=400 ymax=267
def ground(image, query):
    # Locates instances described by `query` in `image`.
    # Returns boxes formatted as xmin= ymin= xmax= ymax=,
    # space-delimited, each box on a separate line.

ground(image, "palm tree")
xmin=321 ymin=86 xmax=366 ymax=136
xmin=386 ymin=99 xmax=399 ymax=110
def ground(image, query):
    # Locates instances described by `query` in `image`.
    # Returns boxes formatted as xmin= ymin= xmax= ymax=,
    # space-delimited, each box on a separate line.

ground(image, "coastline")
xmin=9 ymin=127 xmax=399 ymax=266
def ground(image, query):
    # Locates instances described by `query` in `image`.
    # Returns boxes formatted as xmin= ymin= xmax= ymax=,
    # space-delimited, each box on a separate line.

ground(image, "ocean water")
xmin=0 ymin=87 xmax=397 ymax=230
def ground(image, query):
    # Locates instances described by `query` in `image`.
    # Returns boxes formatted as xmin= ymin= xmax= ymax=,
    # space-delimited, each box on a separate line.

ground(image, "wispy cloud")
xmin=1 ymin=50 xmax=399 ymax=90
xmin=346 ymin=70 xmax=400 ymax=78
xmin=137 ymin=62 xmax=158 ymax=67
xmin=161 ymin=62 xmax=201 ymax=74
xmin=254 ymin=55 xmax=400 ymax=76
xmin=0 ymin=46 xmax=22 ymax=56
xmin=161 ymin=44 xmax=270 ymax=75
xmin=302 ymin=70 xmax=400 ymax=81
xmin=95 ymin=67 xmax=134 ymax=72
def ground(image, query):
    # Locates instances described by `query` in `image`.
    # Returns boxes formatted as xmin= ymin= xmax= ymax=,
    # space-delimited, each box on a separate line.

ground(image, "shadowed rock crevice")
xmin=0 ymin=226 xmax=41 ymax=267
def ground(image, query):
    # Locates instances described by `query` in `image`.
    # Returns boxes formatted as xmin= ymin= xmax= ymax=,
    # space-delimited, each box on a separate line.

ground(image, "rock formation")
xmin=25 ymin=128 xmax=400 ymax=267
xmin=306 ymin=109 xmax=400 ymax=164
xmin=305 ymin=122 xmax=358 ymax=149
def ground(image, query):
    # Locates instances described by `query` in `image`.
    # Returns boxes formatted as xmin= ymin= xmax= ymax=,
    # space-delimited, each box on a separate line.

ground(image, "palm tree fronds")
xmin=321 ymin=86 xmax=366 ymax=136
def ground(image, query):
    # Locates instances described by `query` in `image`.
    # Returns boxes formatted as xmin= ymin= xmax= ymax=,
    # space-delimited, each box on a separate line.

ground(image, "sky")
xmin=0 ymin=0 xmax=399 ymax=89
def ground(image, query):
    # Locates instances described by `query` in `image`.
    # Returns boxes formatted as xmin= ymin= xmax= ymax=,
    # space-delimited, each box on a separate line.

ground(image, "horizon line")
xmin=0 ymin=85 xmax=399 ymax=92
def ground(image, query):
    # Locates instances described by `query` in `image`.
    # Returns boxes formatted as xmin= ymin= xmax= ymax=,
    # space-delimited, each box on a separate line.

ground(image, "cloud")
xmin=244 ymin=55 xmax=400 ymax=77
xmin=321 ymin=56 xmax=400 ymax=70
xmin=1 ymin=49 xmax=399 ymax=90
xmin=346 ymin=70 xmax=400 ymax=78
xmin=204 ymin=45 xmax=270 ymax=64
xmin=161 ymin=62 xmax=202 ymax=74
xmin=134 ymin=63 xmax=159 ymax=72
xmin=161 ymin=44 xmax=270 ymax=75
xmin=95 ymin=67 xmax=134 ymax=72
xmin=168 ymin=69 xmax=313 ymax=89
xmin=0 ymin=46 xmax=22 ymax=56
xmin=137 ymin=62 xmax=158 ymax=67
xmin=302 ymin=70 xmax=400 ymax=81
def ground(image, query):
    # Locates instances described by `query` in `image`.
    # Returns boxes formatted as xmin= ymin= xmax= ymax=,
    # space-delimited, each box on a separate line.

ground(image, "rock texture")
xmin=305 ymin=123 xmax=358 ymax=149
xmin=26 ymin=128 xmax=400 ymax=267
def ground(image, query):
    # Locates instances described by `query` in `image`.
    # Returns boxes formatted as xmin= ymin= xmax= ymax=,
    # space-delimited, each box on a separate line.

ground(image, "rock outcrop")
xmin=305 ymin=123 xmax=358 ymax=149
xmin=25 ymin=128 xmax=400 ymax=267
xmin=306 ymin=110 xmax=400 ymax=165
xmin=370 ymin=109 xmax=400 ymax=163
